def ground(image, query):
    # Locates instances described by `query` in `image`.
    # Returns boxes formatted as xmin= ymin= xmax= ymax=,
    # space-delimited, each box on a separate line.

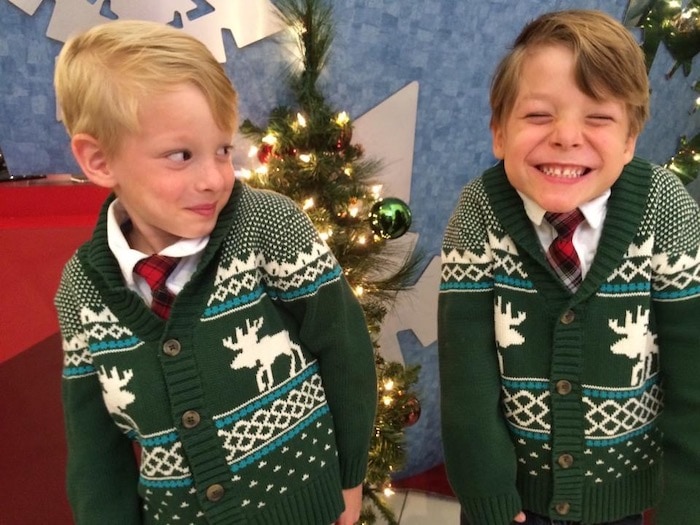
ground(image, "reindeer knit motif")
xmin=438 ymin=158 xmax=700 ymax=525
xmin=55 ymin=182 xmax=376 ymax=525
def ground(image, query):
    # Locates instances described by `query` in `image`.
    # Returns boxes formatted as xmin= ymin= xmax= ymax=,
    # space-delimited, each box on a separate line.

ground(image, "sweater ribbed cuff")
xmin=462 ymin=491 xmax=522 ymax=525
xmin=339 ymin=455 xmax=369 ymax=489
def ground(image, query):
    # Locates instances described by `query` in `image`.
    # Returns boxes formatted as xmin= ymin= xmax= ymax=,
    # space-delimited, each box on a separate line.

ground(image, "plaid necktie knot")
xmin=134 ymin=255 xmax=180 ymax=319
xmin=544 ymin=209 xmax=585 ymax=291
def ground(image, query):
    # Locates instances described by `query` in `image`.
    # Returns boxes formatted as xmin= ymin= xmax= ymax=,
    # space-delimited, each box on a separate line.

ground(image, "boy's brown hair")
xmin=490 ymin=9 xmax=649 ymax=136
xmin=54 ymin=20 xmax=238 ymax=158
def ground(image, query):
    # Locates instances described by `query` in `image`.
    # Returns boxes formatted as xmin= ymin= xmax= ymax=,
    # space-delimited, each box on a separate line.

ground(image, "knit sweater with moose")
xmin=438 ymin=158 xmax=700 ymax=525
xmin=55 ymin=182 xmax=376 ymax=525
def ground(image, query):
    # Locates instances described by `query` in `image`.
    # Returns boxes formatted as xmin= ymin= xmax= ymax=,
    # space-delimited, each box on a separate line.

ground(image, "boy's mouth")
xmin=538 ymin=165 xmax=590 ymax=179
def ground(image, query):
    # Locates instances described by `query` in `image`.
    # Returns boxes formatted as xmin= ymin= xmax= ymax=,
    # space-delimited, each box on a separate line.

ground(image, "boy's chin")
xmin=532 ymin=196 xmax=586 ymax=214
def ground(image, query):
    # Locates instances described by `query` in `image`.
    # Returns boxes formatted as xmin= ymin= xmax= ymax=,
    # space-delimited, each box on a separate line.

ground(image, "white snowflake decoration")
xmin=9 ymin=0 xmax=284 ymax=62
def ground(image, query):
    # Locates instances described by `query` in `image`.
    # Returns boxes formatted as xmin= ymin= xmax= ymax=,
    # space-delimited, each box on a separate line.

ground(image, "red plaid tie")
xmin=544 ymin=209 xmax=585 ymax=291
xmin=133 ymin=255 xmax=180 ymax=319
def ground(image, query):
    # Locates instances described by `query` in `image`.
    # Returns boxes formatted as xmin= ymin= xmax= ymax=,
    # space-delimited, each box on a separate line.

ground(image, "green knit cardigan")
xmin=55 ymin=182 xmax=377 ymax=525
xmin=438 ymin=158 xmax=700 ymax=525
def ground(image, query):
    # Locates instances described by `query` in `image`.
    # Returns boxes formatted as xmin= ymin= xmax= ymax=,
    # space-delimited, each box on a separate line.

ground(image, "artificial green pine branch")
xmin=241 ymin=2 xmax=424 ymax=521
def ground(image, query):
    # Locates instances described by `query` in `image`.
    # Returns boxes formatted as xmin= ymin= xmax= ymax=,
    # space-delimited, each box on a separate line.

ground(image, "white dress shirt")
xmin=106 ymin=199 xmax=208 ymax=305
xmin=518 ymin=189 xmax=611 ymax=279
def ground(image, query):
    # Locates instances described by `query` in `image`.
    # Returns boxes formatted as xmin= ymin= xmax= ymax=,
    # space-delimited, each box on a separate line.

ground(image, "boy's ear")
xmin=623 ymin=133 xmax=638 ymax=164
xmin=490 ymin=123 xmax=505 ymax=160
xmin=70 ymin=133 xmax=116 ymax=188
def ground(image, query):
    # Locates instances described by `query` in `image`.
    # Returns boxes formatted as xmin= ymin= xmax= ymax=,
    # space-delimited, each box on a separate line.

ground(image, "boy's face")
xmin=491 ymin=45 xmax=637 ymax=213
xmin=105 ymin=84 xmax=235 ymax=253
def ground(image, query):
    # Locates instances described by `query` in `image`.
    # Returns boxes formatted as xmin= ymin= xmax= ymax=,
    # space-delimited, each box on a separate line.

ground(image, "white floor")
xmin=374 ymin=489 xmax=461 ymax=525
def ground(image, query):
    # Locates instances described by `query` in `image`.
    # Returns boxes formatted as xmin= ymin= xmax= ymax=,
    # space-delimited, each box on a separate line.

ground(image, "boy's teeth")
xmin=540 ymin=166 xmax=585 ymax=178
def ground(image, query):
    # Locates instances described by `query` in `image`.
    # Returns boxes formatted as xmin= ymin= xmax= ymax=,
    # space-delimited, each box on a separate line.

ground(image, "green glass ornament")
xmin=369 ymin=197 xmax=412 ymax=239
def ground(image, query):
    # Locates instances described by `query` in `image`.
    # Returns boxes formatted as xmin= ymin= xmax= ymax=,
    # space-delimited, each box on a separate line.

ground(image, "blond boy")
xmin=55 ymin=20 xmax=375 ymax=525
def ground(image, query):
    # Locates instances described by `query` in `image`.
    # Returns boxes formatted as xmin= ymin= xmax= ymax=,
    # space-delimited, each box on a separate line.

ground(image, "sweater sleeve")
xmin=259 ymin=196 xmax=377 ymax=489
xmin=650 ymin=175 xmax=700 ymax=525
xmin=438 ymin=183 xmax=522 ymax=525
xmin=56 ymin=257 xmax=142 ymax=524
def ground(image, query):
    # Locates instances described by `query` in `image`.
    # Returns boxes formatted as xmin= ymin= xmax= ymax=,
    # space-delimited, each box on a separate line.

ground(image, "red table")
xmin=0 ymin=175 xmax=108 ymax=523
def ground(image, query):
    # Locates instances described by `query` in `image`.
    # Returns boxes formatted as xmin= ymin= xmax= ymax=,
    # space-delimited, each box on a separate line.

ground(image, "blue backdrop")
xmin=1 ymin=0 xmax=698 ymax=477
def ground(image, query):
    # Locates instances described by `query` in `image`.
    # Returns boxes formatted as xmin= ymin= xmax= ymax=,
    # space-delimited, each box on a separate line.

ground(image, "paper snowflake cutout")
xmin=9 ymin=0 xmax=283 ymax=62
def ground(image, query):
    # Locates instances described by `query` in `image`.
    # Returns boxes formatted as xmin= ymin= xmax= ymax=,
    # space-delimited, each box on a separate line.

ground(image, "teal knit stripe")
xmin=583 ymin=375 xmax=659 ymax=399
xmin=89 ymin=335 xmax=142 ymax=353
xmin=140 ymin=431 xmax=178 ymax=447
xmin=140 ymin=475 xmax=193 ymax=489
xmin=653 ymin=285 xmax=700 ymax=300
xmin=501 ymin=378 xmax=548 ymax=390
xmin=267 ymin=265 xmax=342 ymax=301
xmin=508 ymin=425 xmax=550 ymax=441
xmin=203 ymin=286 xmax=265 ymax=319
xmin=62 ymin=365 xmax=96 ymax=378
xmin=215 ymin=362 xmax=320 ymax=429
xmin=440 ymin=280 xmax=492 ymax=290
xmin=599 ymin=282 xmax=650 ymax=294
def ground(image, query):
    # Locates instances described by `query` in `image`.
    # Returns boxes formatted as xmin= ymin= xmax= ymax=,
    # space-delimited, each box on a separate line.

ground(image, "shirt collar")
xmin=106 ymin=199 xmax=209 ymax=286
xmin=518 ymin=189 xmax=611 ymax=229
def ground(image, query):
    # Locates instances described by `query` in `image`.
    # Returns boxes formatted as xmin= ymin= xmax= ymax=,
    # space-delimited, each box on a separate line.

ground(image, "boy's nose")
xmin=197 ymin=159 xmax=229 ymax=191
xmin=551 ymin=119 xmax=583 ymax=148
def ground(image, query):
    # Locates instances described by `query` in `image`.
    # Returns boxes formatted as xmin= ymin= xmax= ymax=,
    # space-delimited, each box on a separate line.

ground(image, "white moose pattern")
xmin=223 ymin=317 xmax=307 ymax=392
xmin=494 ymin=297 xmax=526 ymax=373
xmin=608 ymin=306 xmax=659 ymax=387
xmin=98 ymin=365 xmax=138 ymax=432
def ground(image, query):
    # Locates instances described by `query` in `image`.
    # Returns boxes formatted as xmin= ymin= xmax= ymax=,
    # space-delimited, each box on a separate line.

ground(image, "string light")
xmin=296 ymin=113 xmax=307 ymax=127
xmin=262 ymin=134 xmax=277 ymax=145
xmin=237 ymin=168 xmax=252 ymax=180
xmin=371 ymin=184 xmax=383 ymax=199
xmin=336 ymin=111 xmax=350 ymax=126
xmin=299 ymin=153 xmax=312 ymax=163
xmin=303 ymin=197 xmax=314 ymax=210
xmin=248 ymin=145 xmax=259 ymax=158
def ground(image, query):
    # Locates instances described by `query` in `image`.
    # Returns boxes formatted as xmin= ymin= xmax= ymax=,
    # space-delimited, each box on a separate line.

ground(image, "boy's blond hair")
xmin=54 ymin=20 xmax=238 ymax=157
xmin=490 ymin=10 xmax=649 ymax=136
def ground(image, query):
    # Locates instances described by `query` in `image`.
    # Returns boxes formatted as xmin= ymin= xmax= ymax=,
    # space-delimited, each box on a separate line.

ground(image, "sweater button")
xmin=554 ymin=502 xmax=571 ymax=516
xmin=555 ymin=380 xmax=572 ymax=395
xmin=557 ymin=453 xmax=574 ymax=469
xmin=182 ymin=410 xmax=201 ymax=429
xmin=206 ymin=484 xmax=225 ymax=502
xmin=560 ymin=310 xmax=575 ymax=324
xmin=163 ymin=339 xmax=181 ymax=357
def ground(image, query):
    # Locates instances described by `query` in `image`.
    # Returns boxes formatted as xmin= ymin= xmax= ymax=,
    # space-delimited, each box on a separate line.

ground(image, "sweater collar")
xmin=80 ymin=179 xmax=246 ymax=338
xmin=482 ymin=157 xmax=652 ymax=299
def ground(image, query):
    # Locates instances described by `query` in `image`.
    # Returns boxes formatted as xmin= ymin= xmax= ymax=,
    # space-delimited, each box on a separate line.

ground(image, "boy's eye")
xmin=586 ymin=115 xmax=616 ymax=127
xmin=524 ymin=113 xmax=552 ymax=123
xmin=217 ymin=145 xmax=234 ymax=156
xmin=167 ymin=150 xmax=192 ymax=162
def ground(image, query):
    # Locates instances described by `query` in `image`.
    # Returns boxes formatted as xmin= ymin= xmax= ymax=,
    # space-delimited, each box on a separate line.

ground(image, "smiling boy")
xmin=54 ymin=20 xmax=375 ymax=525
xmin=438 ymin=10 xmax=700 ymax=525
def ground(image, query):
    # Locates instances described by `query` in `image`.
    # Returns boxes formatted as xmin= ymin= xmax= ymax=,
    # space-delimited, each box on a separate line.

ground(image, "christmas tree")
xmin=624 ymin=0 xmax=700 ymax=184
xmin=239 ymin=0 xmax=422 ymax=523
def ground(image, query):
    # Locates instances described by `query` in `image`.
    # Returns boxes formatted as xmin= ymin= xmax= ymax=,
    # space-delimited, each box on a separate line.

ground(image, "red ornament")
xmin=403 ymin=396 xmax=421 ymax=427
xmin=335 ymin=127 xmax=353 ymax=150
xmin=257 ymin=143 xmax=274 ymax=164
